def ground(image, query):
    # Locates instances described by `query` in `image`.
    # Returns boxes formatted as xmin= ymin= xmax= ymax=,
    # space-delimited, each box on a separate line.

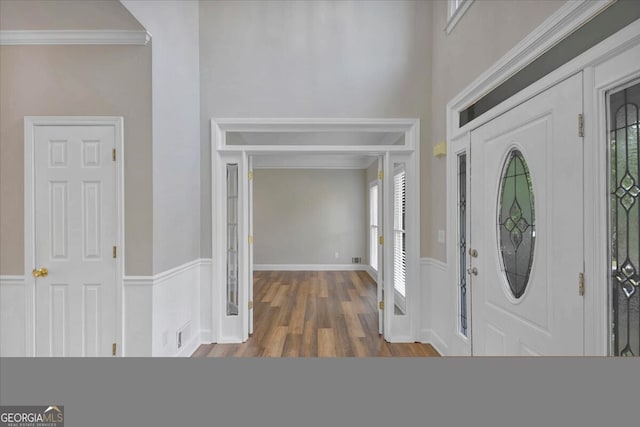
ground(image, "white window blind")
xmin=393 ymin=169 xmax=406 ymax=298
xmin=369 ymin=183 xmax=379 ymax=270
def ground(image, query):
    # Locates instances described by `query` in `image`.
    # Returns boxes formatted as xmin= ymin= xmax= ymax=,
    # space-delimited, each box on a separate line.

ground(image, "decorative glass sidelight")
xmin=458 ymin=154 xmax=468 ymax=336
xmin=609 ymin=82 xmax=640 ymax=356
xmin=498 ymin=149 xmax=536 ymax=299
xmin=226 ymin=164 xmax=239 ymax=316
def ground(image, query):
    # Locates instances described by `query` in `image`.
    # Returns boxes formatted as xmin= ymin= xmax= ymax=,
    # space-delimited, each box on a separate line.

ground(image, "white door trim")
xmin=446 ymin=13 xmax=640 ymax=355
xmin=211 ymin=118 xmax=420 ymax=344
xmin=24 ymin=116 xmax=125 ymax=356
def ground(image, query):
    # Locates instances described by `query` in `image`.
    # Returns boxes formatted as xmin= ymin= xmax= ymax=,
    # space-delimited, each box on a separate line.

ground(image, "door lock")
xmin=467 ymin=267 xmax=478 ymax=276
xmin=32 ymin=267 xmax=48 ymax=278
xmin=468 ymin=248 xmax=478 ymax=258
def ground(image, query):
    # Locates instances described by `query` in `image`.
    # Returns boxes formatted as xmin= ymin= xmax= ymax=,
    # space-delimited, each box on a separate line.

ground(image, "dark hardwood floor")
xmin=192 ymin=271 xmax=440 ymax=358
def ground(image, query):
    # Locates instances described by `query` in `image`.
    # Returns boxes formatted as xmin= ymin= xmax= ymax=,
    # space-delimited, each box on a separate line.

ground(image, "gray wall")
xmin=253 ymin=169 xmax=366 ymax=265
xmin=427 ymin=0 xmax=564 ymax=261
xmin=121 ymin=1 xmax=201 ymax=274
xmin=199 ymin=0 xmax=432 ymax=258
xmin=0 ymin=0 xmax=143 ymax=30
xmin=0 ymin=1 xmax=153 ymax=275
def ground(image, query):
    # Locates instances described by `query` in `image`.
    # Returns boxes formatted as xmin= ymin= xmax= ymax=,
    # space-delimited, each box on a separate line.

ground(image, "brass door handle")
xmin=32 ymin=267 xmax=48 ymax=278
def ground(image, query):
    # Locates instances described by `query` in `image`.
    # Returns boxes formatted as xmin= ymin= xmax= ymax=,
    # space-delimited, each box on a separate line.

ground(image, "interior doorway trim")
xmin=24 ymin=116 xmax=125 ymax=356
xmin=211 ymin=118 xmax=420 ymax=344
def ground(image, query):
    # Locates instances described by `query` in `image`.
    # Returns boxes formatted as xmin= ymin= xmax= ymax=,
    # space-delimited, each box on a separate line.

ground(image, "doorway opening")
xmin=211 ymin=119 xmax=420 ymax=346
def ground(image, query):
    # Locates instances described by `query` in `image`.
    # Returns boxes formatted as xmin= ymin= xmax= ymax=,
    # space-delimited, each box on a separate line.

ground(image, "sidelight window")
xmin=609 ymin=81 xmax=640 ymax=356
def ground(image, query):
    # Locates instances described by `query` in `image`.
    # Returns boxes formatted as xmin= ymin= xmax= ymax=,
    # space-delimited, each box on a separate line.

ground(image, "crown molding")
xmin=0 ymin=30 xmax=151 ymax=46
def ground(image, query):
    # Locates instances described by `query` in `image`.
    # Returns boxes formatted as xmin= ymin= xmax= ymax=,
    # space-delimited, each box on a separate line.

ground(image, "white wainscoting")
xmin=0 ymin=276 xmax=29 ymax=357
xmin=199 ymin=259 xmax=213 ymax=344
xmin=0 ymin=259 xmax=209 ymax=357
xmin=418 ymin=258 xmax=450 ymax=356
xmin=124 ymin=259 xmax=204 ymax=357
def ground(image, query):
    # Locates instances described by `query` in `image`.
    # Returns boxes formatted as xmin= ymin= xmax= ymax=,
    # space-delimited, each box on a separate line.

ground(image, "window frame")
xmin=369 ymin=180 xmax=379 ymax=272
xmin=393 ymin=165 xmax=407 ymax=304
xmin=446 ymin=0 xmax=474 ymax=34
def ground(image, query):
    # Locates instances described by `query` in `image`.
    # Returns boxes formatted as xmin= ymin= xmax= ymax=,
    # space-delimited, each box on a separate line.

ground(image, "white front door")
xmin=470 ymin=73 xmax=585 ymax=355
xmin=33 ymin=124 xmax=117 ymax=356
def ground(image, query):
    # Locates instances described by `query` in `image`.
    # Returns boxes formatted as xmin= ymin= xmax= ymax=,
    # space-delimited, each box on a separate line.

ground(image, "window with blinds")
xmin=393 ymin=166 xmax=407 ymax=314
xmin=369 ymin=183 xmax=379 ymax=271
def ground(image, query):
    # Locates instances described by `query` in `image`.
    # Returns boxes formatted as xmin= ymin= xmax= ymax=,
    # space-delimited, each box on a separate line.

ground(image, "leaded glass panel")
xmin=609 ymin=81 xmax=640 ymax=356
xmin=226 ymin=164 xmax=239 ymax=316
xmin=498 ymin=150 xmax=535 ymax=299
xmin=458 ymin=154 xmax=468 ymax=336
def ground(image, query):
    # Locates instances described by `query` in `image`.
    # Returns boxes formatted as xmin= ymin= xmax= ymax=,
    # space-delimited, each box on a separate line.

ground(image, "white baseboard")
xmin=176 ymin=333 xmax=202 ymax=358
xmin=364 ymin=265 xmax=378 ymax=281
xmin=253 ymin=264 xmax=369 ymax=271
xmin=430 ymin=330 xmax=449 ymax=357
xmin=199 ymin=329 xmax=212 ymax=343
xmin=418 ymin=328 xmax=431 ymax=343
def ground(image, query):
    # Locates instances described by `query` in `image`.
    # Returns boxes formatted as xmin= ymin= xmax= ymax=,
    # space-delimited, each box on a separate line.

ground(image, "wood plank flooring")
xmin=192 ymin=271 xmax=440 ymax=358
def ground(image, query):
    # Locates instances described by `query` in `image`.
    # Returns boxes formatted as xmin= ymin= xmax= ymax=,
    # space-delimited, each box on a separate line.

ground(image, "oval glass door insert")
xmin=498 ymin=149 xmax=535 ymax=299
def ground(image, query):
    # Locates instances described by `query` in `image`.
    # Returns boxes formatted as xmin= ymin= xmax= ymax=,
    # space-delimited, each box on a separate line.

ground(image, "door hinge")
xmin=379 ymin=301 xmax=384 ymax=310
xmin=249 ymin=300 xmax=253 ymax=309
xmin=578 ymin=114 xmax=584 ymax=137
xmin=578 ymin=272 xmax=585 ymax=296
xmin=113 ymin=246 xmax=117 ymax=258
xmin=248 ymin=171 xmax=253 ymax=180
xmin=378 ymin=171 xmax=384 ymax=180
xmin=248 ymin=235 xmax=253 ymax=244
xmin=378 ymin=235 xmax=384 ymax=245
xmin=112 ymin=148 xmax=116 ymax=161
xmin=112 ymin=342 xmax=117 ymax=356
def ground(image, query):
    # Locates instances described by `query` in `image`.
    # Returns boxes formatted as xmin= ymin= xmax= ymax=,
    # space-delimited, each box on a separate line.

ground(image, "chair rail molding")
xmin=0 ymin=30 xmax=151 ymax=45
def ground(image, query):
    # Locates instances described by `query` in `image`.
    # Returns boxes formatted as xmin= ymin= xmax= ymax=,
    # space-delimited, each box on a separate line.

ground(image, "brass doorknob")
xmin=32 ymin=267 xmax=48 ymax=278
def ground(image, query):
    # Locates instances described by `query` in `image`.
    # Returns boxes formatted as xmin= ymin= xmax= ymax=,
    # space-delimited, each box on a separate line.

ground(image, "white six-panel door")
xmin=470 ymin=73 xmax=585 ymax=355
xmin=33 ymin=124 xmax=117 ymax=356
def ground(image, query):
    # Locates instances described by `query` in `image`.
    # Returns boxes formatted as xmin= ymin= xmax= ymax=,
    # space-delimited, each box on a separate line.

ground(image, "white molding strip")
xmin=0 ymin=275 xmax=25 ymax=284
xmin=253 ymin=264 xmax=370 ymax=272
xmin=447 ymin=0 xmax=613 ymax=135
xmin=123 ymin=258 xmax=205 ymax=286
xmin=153 ymin=259 xmax=201 ymax=285
xmin=0 ymin=30 xmax=151 ymax=46
xmin=445 ymin=0 xmax=475 ymax=35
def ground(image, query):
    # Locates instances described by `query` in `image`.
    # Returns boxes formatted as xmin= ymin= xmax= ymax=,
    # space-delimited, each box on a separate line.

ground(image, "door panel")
xmin=34 ymin=125 xmax=116 ymax=356
xmin=470 ymin=73 xmax=584 ymax=355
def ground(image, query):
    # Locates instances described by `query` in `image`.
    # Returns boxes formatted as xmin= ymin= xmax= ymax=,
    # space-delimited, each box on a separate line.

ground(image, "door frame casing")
xmin=446 ymin=12 xmax=640 ymax=355
xmin=210 ymin=118 xmax=421 ymax=344
xmin=24 ymin=116 xmax=125 ymax=356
